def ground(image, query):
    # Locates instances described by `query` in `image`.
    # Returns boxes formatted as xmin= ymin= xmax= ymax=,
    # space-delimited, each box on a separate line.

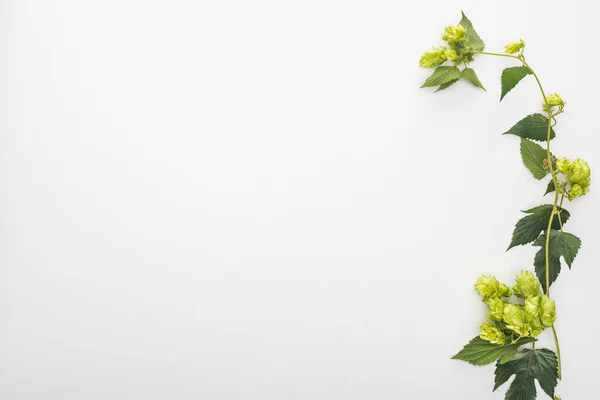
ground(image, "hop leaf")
xmin=494 ymin=349 xmax=558 ymax=399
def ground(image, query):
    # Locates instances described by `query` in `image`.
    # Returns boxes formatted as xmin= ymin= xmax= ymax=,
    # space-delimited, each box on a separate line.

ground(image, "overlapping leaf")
xmin=520 ymin=138 xmax=550 ymax=179
xmin=421 ymin=66 xmax=462 ymax=89
xmin=459 ymin=12 xmax=485 ymax=51
xmin=533 ymin=229 xmax=581 ymax=292
xmin=507 ymin=205 xmax=570 ymax=250
xmin=462 ymin=68 xmax=485 ymax=90
xmin=494 ymin=349 xmax=558 ymax=400
xmin=452 ymin=336 xmax=535 ymax=366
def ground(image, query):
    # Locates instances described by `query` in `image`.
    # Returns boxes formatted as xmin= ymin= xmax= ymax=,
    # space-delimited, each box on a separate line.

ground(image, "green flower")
xmin=567 ymin=184 xmax=586 ymax=200
xmin=480 ymin=322 xmax=506 ymax=345
xmin=543 ymin=93 xmax=565 ymax=113
xmin=513 ymin=271 xmax=541 ymax=298
xmin=503 ymin=304 xmax=529 ymax=337
xmin=559 ymin=158 xmax=592 ymax=200
xmin=570 ymin=158 xmax=591 ymax=186
xmin=442 ymin=24 xmax=467 ymax=45
xmin=443 ymin=48 xmax=458 ymax=61
xmin=527 ymin=315 xmax=544 ymax=337
xmin=485 ymin=297 xmax=505 ymax=322
xmin=505 ymin=39 xmax=525 ymax=54
xmin=500 ymin=283 xmax=512 ymax=297
xmin=419 ymin=47 xmax=447 ymax=68
xmin=474 ymin=275 xmax=503 ymax=298
xmin=540 ymin=295 xmax=557 ymax=327
xmin=524 ymin=296 xmax=540 ymax=319
xmin=555 ymin=157 xmax=572 ymax=175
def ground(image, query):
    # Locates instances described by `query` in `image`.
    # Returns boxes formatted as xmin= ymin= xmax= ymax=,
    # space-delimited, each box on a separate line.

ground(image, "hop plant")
xmin=426 ymin=13 xmax=591 ymax=400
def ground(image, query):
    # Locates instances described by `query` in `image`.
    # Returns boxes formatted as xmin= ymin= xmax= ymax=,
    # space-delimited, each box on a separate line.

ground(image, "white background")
xmin=2 ymin=0 xmax=599 ymax=399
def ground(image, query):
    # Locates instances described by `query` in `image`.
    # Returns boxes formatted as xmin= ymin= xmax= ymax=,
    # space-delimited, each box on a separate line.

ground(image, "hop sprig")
xmin=555 ymin=157 xmax=591 ymax=200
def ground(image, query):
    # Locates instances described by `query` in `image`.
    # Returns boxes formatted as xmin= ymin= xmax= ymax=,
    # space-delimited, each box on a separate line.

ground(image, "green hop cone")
xmin=419 ymin=47 xmax=447 ymax=68
xmin=543 ymin=93 xmax=565 ymax=113
xmin=500 ymin=283 xmax=512 ymax=297
xmin=555 ymin=157 xmax=572 ymax=175
xmin=474 ymin=275 xmax=504 ymax=298
xmin=443 ymin=48 xmax=458 ymax=61
xmin=568 ymin=184 xmax=586 ymax=200
xmin=527 ymin=315 xmax=544 ymax=337
xmin=560 ymin=158 xmax=592 ymax=200
xmin=479 ymin=322 xmax=506 ymax=345
xmin=504 ymin=39 xmax=525 ymax=54
xmin=570 ymin=158 xmax=591 ymax=186
xmin=442 ymin=24 xmax=467 ymax=45
xmin=513 ymin=271 xmax=541 ymax=298
xmin=485 ymin=297 xmax=505 ymax=322
xmin=503 ymin=303 xmax=529 ymax=337
xmin=524 ymin=296 xmax=540 ymax=319
xmin=540 ymin=294 xmax=557 ymax=327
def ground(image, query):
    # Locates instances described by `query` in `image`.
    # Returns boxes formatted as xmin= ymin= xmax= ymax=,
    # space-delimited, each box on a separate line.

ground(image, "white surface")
xmin=2 ymin=1 xmax=599 ymax=398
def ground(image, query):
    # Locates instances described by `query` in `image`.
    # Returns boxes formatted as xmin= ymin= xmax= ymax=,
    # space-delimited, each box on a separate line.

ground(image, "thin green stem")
xmin=552 ymin=325 xmax=563 ymax=380
xmin=476 ymin=49 xmax=563 ymax=380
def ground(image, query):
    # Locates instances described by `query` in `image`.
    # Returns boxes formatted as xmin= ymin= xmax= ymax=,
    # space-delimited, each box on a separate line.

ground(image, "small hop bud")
xmin=419 ymin=47 xmax=447 ymax=68
xmin=555 ymin=157 xmax=572 ymax=175
xmin=540 ymin=294 xmax=557 ymax=327
xmin=505 ymin=39 xmax=525 ymax=54
xmin=500 ymin=283 xmax=512 ymax=297
xmin=513 ymin=271 xmax=541 ymax=299
xmin=485 ymin=297 xmax=505 ymax=322
xmin=503 ymin=304 xmax=529 ymax=337
xmin=442 ymin=24 xmax=467 ymax=45
xmin=474 ymin=275 xmax=503 ymax=298
xmin=543 ymin=93 xmax=566 ymax=113
xmin=479 ymin=322 xmax=506 ymax=345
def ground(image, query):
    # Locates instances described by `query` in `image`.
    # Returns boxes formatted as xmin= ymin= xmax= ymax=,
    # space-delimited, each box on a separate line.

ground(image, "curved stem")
xmin=475 ymin=49 xmax=563 ymax=379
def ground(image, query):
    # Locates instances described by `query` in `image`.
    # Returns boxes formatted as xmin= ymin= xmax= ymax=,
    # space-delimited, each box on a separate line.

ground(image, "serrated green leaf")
xmin=503 ymin=114 xmax=556 ymax=142
xmin=520 ymin=138 xmax=550 ymax=180
xmin=462 ymin=68 xmax=485 ymax=90
xmin=500 ymin=66 xmax=532 ymax=101
xmin=494 ymin=349 xmax=558 ymax=400
xmin=421 ymin=66 xmax=462 ymax=89
xmin=434 ymin=78 xmax=460 ymax=92
xmin=545 ymin=180 xmax=555 ymax=196
xmin=533 ymin=229 xmax=581 ymax=292
xmin=507 ymin=205 xmax=570 ymax=250
xmin=459 ymin=12 xmax=485 ymax=51
xmin=452 ymin=336 xmax=535 ymax=366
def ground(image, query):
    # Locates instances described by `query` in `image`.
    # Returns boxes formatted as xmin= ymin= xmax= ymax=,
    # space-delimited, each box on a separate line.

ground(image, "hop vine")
xmin=420 ymin=12 xmax=591 ymax=400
